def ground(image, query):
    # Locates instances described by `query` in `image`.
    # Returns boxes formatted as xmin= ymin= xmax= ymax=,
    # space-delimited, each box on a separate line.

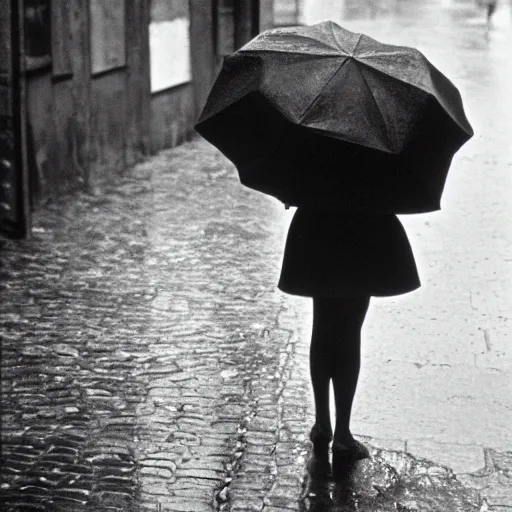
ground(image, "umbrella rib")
xmin=352 ymin=33 xmax=363 ymax=56
xmin=329 ymin=21 xmax=357 ymax=55
xmin=356 ymin=60 xmax=470 ymax=136
xmin=329 ymin=22 xmax=363 ymax=56
xmin=355 ymin=54 xmax=430 ymax=95
xmin=298 ymin=59 xmax=349 ymax=124
xmin=356 ymin=47 xmax=418 ymax=60
xmin=358 ymin=66 xmax=394 ymax=153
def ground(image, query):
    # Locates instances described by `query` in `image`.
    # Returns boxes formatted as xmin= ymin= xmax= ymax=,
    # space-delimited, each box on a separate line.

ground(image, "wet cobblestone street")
xmin=1 ymin=138 xmax=509 ymax=512
xmin=1 ymin=141 xmax=294 ymax=511
xmin=2 ymin=0 xmax=512 ymax=511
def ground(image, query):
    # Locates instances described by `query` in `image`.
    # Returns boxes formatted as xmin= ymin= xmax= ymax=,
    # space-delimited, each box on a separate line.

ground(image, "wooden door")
xmin=0 ymin=0 xmax=30 ymax=238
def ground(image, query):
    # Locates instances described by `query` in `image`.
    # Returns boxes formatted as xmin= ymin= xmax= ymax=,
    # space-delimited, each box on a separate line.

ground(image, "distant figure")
xmin=479 ymin=0 xmax=498 ymax=28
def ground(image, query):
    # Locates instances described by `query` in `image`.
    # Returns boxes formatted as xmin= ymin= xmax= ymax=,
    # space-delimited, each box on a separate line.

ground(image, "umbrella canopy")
xmin=195 ymin=21 xmax=473 ymax=213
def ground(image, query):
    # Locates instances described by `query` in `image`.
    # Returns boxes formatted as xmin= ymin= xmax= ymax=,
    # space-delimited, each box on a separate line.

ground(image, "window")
xmin=149 ymin=0 xmax=192 ymax=93
xmin=24 ymin=0 xmax=52 ymax=71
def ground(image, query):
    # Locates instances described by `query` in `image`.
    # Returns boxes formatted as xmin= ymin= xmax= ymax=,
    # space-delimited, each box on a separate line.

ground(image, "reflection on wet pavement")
xmin=301 ymin=448 xmax=481 ymax=511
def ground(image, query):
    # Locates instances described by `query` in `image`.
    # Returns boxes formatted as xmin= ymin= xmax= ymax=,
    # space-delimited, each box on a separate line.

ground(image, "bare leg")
xmin=309 ymin=297 xmax=370 ymax=444
xmin=309 ymin=299 xmax=336 ymax=440
xmin=330 ymin=297 xmax=370 ymax=445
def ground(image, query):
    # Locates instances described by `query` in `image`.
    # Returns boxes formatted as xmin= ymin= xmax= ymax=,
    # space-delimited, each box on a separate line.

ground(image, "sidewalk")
xmin=1 ymin=138 xmax=510 ymax=512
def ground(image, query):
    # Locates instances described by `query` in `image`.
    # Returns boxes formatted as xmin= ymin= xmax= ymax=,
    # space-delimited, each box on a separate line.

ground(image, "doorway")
xmin=0 ymin=0 xmax=30 ymax=239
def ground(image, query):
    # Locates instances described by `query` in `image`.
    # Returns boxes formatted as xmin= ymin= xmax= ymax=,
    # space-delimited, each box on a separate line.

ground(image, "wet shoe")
xmin=309 ymin=424 xmax=333 ymax=456
xmin=332 ymin=439 xmax=370 ymax=477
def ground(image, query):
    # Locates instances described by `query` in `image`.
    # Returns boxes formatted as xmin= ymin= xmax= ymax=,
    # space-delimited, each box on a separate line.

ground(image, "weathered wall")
xmin=24 ymin=1 xmax=90 ymax=199
xmin=0 ymin=0 xmax=22 ymax=235
xmin=260 ymin=0 xmax=275 ymax=31
xmin=125 ymin=0 xmax=151 ymax=166
xmin=150 ymin=85 xmax=195 ymax=153
xmin=190 ymin=0 xmax=216 ymax=119
xmin=23 ymin=0 xmax=152 ymax=198
xmin=149 ymin=0 xmax=275 ymax=154
xmin=26 ymin=72 xmax=53 ymax=196
xmin=9 ymin=0 xmax=271 ymax=219
xmin=89 ymin=71 xmax=127 ymax=186
xmin=51 ymin=0 xmax=90 ymax=194
xmin=273 ymin=0 xmax=300 ymax=25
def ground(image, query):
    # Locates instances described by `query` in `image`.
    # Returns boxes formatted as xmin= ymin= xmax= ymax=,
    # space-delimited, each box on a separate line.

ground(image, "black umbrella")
xmin=195 ymin=21 xmax=473 ymax=213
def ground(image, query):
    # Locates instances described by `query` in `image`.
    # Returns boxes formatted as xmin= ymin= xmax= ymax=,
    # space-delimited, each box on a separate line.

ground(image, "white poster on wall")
xmin=150 ymin=16 xmax=192 ymax=93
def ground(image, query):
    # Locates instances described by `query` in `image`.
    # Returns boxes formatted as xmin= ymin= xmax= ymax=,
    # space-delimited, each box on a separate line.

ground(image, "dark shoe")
xmin=332 ymin=439 xmax=370 ymax=478
xmin=309 ymin=424 xmax=333 ymax=456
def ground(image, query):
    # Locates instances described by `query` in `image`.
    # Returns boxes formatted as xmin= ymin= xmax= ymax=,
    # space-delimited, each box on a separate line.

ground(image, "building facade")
xmin=273 ymin=0 xmax=302 ymax=26
xmin=0 ymin=0 xmax=274 ymax=238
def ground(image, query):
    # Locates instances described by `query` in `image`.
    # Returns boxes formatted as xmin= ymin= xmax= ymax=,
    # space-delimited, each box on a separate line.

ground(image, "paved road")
xmin=1 ymin=1 xmax=511 ymax=511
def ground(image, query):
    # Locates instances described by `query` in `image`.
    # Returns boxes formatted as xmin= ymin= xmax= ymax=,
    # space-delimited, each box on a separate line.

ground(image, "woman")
xmin=278 ymin=207 xmax=420 ymax=477
xmin=478 ymin=0 xmax=497 ymax=27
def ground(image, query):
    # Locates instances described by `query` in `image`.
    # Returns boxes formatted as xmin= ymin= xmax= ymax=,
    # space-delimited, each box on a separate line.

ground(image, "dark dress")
xmin=278 ymin=209 xmax=421 ymax=298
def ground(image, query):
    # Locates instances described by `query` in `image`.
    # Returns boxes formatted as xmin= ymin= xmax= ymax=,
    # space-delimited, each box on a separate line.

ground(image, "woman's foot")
xmin=309 ymin=424 xmax=333 ymax=456
xmin=307 ymin=424 xmax=333 ymax=480
xmin=331 ymin=438 xmax=370 ymax=476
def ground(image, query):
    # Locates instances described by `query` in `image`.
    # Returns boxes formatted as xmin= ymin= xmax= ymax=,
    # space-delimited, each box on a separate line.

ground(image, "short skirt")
xmin=278 ymin=209 xmax=421 ymax=298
